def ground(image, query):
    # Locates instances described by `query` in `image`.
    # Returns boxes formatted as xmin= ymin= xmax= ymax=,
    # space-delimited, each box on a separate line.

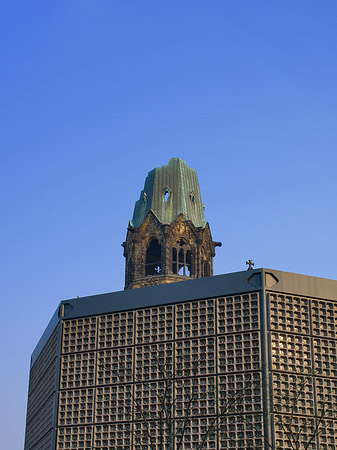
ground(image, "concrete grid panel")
xmin=175 ymin=376 xmax=216 ymax=417
xmin=217 ymin=332 xmax=260 ymax=373
xmin=313 ymin=338 xmax=337 ymax=377
xmin=25 ymin=325 xmax=59 ymax=450
xmin=268 ymin=294 xmax=310 ymax=334
xmin=96 ymin=347 xmax=133 ymax=385
xmin=273 ymin=414 xmax=318 ymax=450
xmin=134 ymin=380 xmax=172 ymax=421
xmin=26 ymin=359 xmax=57 ymax=424
xmin=93 ymin=423 xmax=132 ymax=450
xmin=25 ymin=394 xmax=56 ymax=450
xmin=175 ymin=299 xmax=215 ymax=339
xmin=28 ymin=430 xmax=53 ymax=450
xmin=270 ymin=332 xmax=312 ymax=374
xmin=312 ymin=300 xmax=337 ymax=339
xmin=315 ymin=377 xmax=337 ymax=418
xmin=218 ymin=413 xmax=264 ymax=450
xmin=56 ymin=425 xmax=93 ymax=450
xmin=175 ymin=337 xmax=216 ymax=377
xmin=58 ymin=388 xmax=94 ymax=427
xmin=133 ymin=420 xmax=171 ymax=450
xmin=218 ymin=372 xmax=263 ymax=415
xmin=60 ymin=352 xmax=96 ymax=389
xmin=135 ymin=305 xmax=174 ymax=344
xmin=315 ymin=418 xmax=337 ymax=450
xmin=55 ymin=293 xmax=268 ymax=450
xmin=98 ymin=311 xmax=134 ymax=349
xmin=135 ymin=342 xmax=173 ymax=381
xmin=175 ymin=417 xmax=217 ymax=450
xmin=95 ymin=385 xmax=132 ymax=423
xmin=217 ymin=294 xmax=260 ymax=335
xmin=271 ymin=372 xmax=315 ymax=416
xmin=62 ymin=318 xmax=97 ymax=354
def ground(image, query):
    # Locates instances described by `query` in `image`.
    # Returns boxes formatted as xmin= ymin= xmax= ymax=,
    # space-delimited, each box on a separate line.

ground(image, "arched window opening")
xmin=172 ymin=248 xmax=178 ymax=274
xmin=178 ymin=248 xmax=184 ymax=275
xmin=163 ymin=187 xmax=171 ymax=203
xmin=145 ymin=239 xmax=162 ymax=276
xmin=186 ymin=250 xmax=192 ymax=276
xmin=173 ymin=247 xmax=193 ymax=277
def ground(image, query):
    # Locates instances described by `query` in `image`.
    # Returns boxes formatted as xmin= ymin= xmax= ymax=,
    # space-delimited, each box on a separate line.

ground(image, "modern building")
xmin=25 ymin=159 xmax=337 ymax=450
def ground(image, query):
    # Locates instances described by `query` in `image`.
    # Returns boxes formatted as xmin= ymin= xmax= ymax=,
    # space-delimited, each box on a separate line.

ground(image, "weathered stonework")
xmin=123 ymin=159 xmax=221 ymax=290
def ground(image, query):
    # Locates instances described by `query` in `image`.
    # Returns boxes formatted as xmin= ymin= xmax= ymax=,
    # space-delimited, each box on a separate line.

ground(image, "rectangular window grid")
xmin=218 ymin=332 xmax=260 ymax=373
xmin=98 ymin=312 xmax=134 ymax=349
xmin=218 ymin=294 xmax=259 ymax=335
xmin=313 ymin=338 xmax=337 ymax=377
xmin=175 ymin=300 xmax=215 ymax=339
xmin=58 ymin=389 xmax=94 ymax=426
xmin=218 ymin=373 xmax=262 ymax=415
xmin=273 ymin=415 xmax=318 ymax=450
xmin=95 ymin=385 xmax=132 ymax=423
xmin=61 ymin=353 xmax=96 ymax=389
xmin=136 ymin=306 xmax=173 ymax=344
xmin=218 ymin=414 xmax=264 ymax=450
xmin=312 ymin=300 xmax=337 ymax=339
xmin=176 ymin=337 xmax=216 ymax=377
xmin=272 ymin=373 xmax=314 ymax=415
xmin=268 ymin=294 xmax=310 ymax=334
xmin=62 ymin=318 xmax=97 ymax=354
xmin=96 ymin=348 xmax=133 ymax=385
xmin=57 ymin=426 xmax=93 ymax=450
xmin=93 ymin=423 xmax=132 ymax=450
xmin=175 ymin=376 xmax=216 ymax=417
xmin=271 ymin=332 xmax=311 ymax=373
xmin=135 ymin=342 xmax=173 ymax=381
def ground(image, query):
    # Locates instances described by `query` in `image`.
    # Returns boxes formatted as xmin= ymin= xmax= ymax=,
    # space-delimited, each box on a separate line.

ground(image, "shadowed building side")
xmin=122 ymin=158 xmax=221 ymax=289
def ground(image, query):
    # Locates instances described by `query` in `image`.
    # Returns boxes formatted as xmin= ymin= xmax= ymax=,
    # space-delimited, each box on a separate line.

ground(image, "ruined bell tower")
xmin=122 ymin=158 xmax=221 ymax=289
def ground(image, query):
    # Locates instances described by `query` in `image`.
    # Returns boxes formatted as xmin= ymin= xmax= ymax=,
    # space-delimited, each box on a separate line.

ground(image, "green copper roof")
xmin=131 ymin=158 xmax=207 ymax=228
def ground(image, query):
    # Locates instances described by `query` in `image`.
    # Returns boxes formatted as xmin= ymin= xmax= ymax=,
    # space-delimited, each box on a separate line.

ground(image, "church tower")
xmin=123 ymin=158 xmax=221 ymax=289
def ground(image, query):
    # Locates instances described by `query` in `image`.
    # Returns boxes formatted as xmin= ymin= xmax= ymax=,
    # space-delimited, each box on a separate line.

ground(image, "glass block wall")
xmin=56 ymin=294 xmax=264 ymax=450
xmin=268 ymin=293 xmax=337 ymax=450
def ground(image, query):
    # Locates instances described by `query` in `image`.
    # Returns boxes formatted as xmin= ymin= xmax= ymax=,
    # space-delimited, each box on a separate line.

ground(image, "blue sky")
xmin=1 ymin=1 xmax=337 ymax=448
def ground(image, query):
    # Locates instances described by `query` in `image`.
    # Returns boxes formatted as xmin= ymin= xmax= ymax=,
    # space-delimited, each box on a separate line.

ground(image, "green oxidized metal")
xmin=131 ymin=158 xmax=206 ymax=228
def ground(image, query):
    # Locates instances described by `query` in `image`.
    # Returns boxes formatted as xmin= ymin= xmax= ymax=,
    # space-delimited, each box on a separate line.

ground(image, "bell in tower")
xmin=122 ymin=158 xmax=221 ymax=289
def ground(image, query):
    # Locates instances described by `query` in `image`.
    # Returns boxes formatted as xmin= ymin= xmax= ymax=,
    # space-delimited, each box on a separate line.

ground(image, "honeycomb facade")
xmin=268 ymin=291 xmax=337 ymax=450
xmin=53 ymin=292 xmax=263 ymax=450
xmin=25 ymin=269 xmax=337 ymax=450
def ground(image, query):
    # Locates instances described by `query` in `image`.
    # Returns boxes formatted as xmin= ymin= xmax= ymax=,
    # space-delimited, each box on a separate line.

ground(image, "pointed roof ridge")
xmin=130 ymin=158 xmax=206 ymax=228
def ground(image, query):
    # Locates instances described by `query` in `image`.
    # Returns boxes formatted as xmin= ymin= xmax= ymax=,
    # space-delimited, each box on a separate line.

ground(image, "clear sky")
xmin=1 ymin=1 xmax=337 ymax=448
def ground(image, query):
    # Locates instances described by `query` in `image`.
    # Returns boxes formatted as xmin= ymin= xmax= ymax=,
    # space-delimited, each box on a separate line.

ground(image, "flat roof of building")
xmin=31 ymin=268 xmax=337 ymax=366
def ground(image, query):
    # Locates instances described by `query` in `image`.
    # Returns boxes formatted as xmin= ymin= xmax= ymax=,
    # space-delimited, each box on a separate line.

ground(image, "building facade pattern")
xmin=55 ymin=293 xmax=262 ymax=450
xmin=25 ymin=278 xmax=337 ymax=450
xmin=268 ymin=292 xmax=337 ymax=450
